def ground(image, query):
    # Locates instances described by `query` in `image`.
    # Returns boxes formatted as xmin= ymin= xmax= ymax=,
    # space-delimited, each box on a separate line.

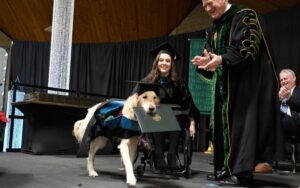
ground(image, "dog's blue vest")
xmin=92 ymin=99 xmax=141 ymax=139
xmin=77 ymin=99 xmax=141 ymax=157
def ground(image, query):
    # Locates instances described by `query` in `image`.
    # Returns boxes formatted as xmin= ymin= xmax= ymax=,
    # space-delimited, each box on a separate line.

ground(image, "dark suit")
xmin=281 ymin=87 xmax=300 ymax=137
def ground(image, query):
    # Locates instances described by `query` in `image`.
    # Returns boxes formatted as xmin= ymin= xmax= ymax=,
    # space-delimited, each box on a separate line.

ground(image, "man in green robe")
xmin=192 ymin=0 xmax=284 ymax=186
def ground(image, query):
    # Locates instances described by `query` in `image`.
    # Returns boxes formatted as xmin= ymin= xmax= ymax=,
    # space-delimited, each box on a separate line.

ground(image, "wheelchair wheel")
xmin=176 ymin=129 xmax=193 ymax=177
xmin=137 ymin=165 xmax=145 ymax=177
xmin=177 ymin=150 xmax=185 ymax=169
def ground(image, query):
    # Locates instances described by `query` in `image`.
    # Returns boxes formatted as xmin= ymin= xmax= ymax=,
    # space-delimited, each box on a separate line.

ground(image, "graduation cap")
xmin=137 ymin=82 xmax=160 ymax=95
xmin=150 ymin=42 xmax=181 ymax=60
xmin=126 ymin=80 xmax=160 ymax=95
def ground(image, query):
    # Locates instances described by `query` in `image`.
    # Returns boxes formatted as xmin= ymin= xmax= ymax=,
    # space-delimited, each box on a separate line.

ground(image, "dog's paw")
xmin=89 ymin=171 xmax=99 ymax=177
xmin=126 ymin=175 xmax=137 ymax=186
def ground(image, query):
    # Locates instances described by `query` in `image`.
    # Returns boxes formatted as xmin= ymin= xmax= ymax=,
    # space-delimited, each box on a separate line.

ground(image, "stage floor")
xmin=0 ymin=152 xmax=299 ymax=188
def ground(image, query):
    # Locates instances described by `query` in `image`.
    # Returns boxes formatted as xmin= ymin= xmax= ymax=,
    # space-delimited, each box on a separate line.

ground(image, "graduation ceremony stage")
xmin=0 ymin=152 xmax=299 ymax=188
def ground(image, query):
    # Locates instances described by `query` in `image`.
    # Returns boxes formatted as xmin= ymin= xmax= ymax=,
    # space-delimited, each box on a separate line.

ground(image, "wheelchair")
xmin=134 ymin=114 xmax=193 ymax=178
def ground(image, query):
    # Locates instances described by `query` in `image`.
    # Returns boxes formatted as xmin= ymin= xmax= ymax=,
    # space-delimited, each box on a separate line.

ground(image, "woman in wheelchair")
xmin=132 ymin=42 xmax=197 ymax=171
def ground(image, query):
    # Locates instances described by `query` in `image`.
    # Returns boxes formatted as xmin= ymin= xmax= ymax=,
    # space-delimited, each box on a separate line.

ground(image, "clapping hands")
xmin=191 ymin=49 xmax=222 ymax=71
xmin=278 ymin=86 xmax=291 ymax=101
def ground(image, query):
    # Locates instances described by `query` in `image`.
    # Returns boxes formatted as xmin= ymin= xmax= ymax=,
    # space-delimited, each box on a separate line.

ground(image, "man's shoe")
xmin=207 ymin=169 xmax=230 ymax=181
xmin=218 ymin=175 xmax=240 ymax=186
xmin=255 ymin=162 xmax=273 ymax=173
xmin=218 ymin=173 xmax=253 ymax=186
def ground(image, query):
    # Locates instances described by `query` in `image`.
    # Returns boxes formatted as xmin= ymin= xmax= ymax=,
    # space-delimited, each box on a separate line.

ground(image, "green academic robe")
xmin=200 ymin=5 xmax=285 ymax=175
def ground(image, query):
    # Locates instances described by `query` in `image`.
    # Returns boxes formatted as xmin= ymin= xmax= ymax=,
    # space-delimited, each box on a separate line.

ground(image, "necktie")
xmin=280 ymin=99 xmax=288 ymax=114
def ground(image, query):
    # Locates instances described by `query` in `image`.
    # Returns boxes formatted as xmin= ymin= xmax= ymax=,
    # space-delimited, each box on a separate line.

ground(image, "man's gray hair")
xmin=280 ymin=69 xmax=296 ymax=78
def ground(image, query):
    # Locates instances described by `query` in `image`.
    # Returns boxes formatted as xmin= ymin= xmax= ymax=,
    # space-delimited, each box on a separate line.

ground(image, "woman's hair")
xmin=146 ymin=51 xmax=179 ymax=83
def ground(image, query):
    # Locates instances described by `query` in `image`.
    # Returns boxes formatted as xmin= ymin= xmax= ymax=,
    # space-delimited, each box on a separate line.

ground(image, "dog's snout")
xmin=148 ymin=104 xmax=157 ymax=113
xmin=149 ymin=106 xmax=155 ymax=112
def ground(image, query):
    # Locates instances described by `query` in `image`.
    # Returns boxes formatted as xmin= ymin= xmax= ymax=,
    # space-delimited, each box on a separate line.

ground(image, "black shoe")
xmin=218 ymin=175 xmax=240 ymax=186
xmin=154 ymin=155 xmax=167 ymax=170
xmin=167 ymin=153 xmax=179 ymax=170
xmin=155 ymin=161 xmax=167 ymax=170
xmin=207 ymin=169 xmax=230 ymax=181
xmin=218 ymin=173 xmax=253 ymax=186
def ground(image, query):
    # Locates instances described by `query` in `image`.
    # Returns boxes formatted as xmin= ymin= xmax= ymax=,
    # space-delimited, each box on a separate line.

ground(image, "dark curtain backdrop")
xmin=263 ymin=5 xmax=300 ymax=77
xmin=10 ymin=5 xmax=300 ymax=98
xmin=10 ymin=31 xmax=204 ymax=98
xmin=10 ymin=41 xmax=50 ymax=87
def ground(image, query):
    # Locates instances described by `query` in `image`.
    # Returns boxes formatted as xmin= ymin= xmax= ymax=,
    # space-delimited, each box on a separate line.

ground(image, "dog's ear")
xmin=155 ymin=96 xmax=160 ymax=106
xmin=132 ymin=92 xmax=139 ymax=99
xmin=123 ymin=93 xmax=138 ymax=110
xmin=122 ymin=93 xmax=139 ymax=120
xmin=129 ymin=93 xmax=139 ymax=107
xmin=137 ymin=93 xmax=145 ymax=107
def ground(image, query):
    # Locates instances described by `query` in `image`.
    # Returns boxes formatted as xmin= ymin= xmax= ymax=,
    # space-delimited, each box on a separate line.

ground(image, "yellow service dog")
xmin=73 ymin=91 xmax=159 ymax=186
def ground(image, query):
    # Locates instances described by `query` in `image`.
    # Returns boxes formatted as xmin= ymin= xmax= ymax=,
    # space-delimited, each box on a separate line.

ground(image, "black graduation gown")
xmin=132 ymin=77 xmax=196 ymax=119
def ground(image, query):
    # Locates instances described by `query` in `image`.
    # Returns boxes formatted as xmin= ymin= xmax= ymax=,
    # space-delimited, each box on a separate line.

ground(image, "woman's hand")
xmin=189 ymin=119 xmax=196 ymax=140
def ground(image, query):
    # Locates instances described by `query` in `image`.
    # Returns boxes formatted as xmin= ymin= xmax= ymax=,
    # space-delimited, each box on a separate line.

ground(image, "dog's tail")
xmin=72 ymin=102 xmax=102 ymax=143
xmin=73 ymin=120 xmax=84 ymax=143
